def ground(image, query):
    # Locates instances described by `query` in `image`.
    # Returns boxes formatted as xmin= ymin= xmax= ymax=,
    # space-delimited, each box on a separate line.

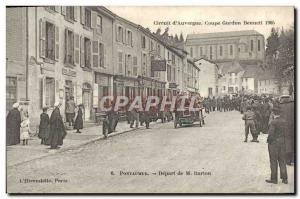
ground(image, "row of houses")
xmin=6 ymin=6 xmax=200 ymax=126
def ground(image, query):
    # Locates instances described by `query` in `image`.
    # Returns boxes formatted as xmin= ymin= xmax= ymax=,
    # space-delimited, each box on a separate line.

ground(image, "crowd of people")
xmin=6 ymin=96 xmax=84 ymax=149
xmin=6 ymin=93 xmax=294 ymax=185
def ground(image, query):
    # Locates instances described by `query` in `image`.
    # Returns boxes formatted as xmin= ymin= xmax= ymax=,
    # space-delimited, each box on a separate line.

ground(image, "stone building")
xmin=186 ymin=30 xmax=265 ymax=95
xmin=6 ymin=6 xmax=115 ymax=126
xmin=194 ymin=58 xmax=218 ymax=97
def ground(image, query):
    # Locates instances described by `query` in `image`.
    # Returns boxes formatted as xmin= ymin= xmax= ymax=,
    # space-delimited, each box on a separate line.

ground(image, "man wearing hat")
xmin=266 ymin=104 xmax=288 ymax=184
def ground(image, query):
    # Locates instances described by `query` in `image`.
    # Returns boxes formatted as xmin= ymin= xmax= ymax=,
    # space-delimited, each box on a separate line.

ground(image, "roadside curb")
xmin=7 ymin=124 xmax=158 ymax=168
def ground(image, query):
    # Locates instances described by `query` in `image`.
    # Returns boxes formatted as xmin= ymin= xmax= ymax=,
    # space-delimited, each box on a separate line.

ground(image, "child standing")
xmin=20 ymin=112 xmax=30 ymax=145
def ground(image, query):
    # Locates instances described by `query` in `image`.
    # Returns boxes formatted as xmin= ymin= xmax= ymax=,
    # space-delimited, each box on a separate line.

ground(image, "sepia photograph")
xmin=5 ymin=5 xmax=295 ymax=194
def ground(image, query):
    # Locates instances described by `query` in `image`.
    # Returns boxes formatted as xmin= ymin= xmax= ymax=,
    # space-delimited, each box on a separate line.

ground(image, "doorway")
xmin=82 ymin=83 xmax=92 ymax=121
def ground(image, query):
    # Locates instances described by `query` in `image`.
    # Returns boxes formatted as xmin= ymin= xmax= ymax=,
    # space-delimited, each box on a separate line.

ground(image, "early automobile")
xmin=174 ymin=107 xmax=205 ymax=128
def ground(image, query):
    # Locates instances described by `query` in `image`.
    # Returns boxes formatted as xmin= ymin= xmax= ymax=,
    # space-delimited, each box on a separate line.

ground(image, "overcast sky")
xmin=107 ymin=6 xmax=294 ymax=40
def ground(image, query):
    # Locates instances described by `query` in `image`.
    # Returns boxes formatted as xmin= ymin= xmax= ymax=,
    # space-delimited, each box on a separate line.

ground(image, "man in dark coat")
xmin=38 ymin=107 xmax=50 ymax=144
xmin=74 ymin=104 xmax=83 ymax=133
xmin=47 ymin=102 xmax=66 ymax=149
xmin=266 ymin=105 xmax=288 ymax=184
xmin=6 ymin=102 xmax=22 ymax=146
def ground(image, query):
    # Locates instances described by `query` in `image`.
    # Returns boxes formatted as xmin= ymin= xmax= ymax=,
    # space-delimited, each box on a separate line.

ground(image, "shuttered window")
xmin=118 ymin=52 xmax=123 ymax=74
xmin=84 ymin=38 xmax=91 ymax=68
xmin=45 ymin=22 xmax=55 ymax=60
xmin=99 ymin=43 xmax=104 ymax=67
xmin=66 ymin=6 xmax=75 ymax=21
xmin=65 ymin=29 xmax=74 ymax=65
xmin=84 ymin=8 xmax=91 ymax=28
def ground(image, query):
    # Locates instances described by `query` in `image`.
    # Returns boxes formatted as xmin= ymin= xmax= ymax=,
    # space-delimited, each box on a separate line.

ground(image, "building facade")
xmin=7 ymin=6 xmax=115 ymax=126
xmin=186 ymin=30 xmax=265 ymax=95
xmin=6 ymin=6 xmax=197 ymax=128
xmin=194 ymin=58 xmax=218 ymax=97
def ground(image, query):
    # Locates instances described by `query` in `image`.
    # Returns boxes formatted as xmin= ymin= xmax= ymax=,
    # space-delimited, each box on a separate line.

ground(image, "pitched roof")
xmin=186 ymin=30 xmax=263 ymax=40
xmin=218 ymin=61 xmax=244 ymax=74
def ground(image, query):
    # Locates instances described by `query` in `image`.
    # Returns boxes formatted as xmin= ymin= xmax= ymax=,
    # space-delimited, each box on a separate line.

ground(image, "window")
xmin=45 ymin=22 xmax=55 ymax=60
xmin=118 ymin=52 xmax=123 ymax=74
xmin=258 ymin=40 xmax=261 ymax=51
xmin=167 ymin=65 xmax=171 ymax=81
xmin=219 ymin=46 xmax=223 ymax=56
xmin=167 ymin=52 xmax=170 ymax=60
xmin=84 ymin=37 xmax=91 ymax=68
xmin=150 ymin=41 xmax=154 ymax=51
xmin=45 ymin=77 xmax=55 ymax=107
xmin=200 ymin=47 xmax=203 ymax=56
xmin=172 ymin=67 xmax=176 ymax=82
xmin=84 ymin=8 xmax=91 ymax=28
xmin=235 ymin=78 xmax=237 ymax=84
xmin=157 ymin=44 xmax=161 ymax=55
xmin=96 ymin=15 xmax=102 ymax=33
xmin=6 ymin=77 xmax=17 ymax=111
xmin=223 ymin=86 xmax=226 ymax=91
xmin=65 ymin=29 xmax=74 ymax=65
xmin=208 ymin=88 xmax=213 ymax=96
xmin=230 ymin=45 xmax=233 ymax=56
xmin=117 ymin=26 xmax=123 ymax=42
xmin=209 ymin=46 xmax=213 ymax=60
xmin=172 ymin=54 xmax=175 ymax=65
xmin=126 ymin=54 xmax=132 ymax=76
xmin=99 ymin=43 xmax=104 ymax=67
xmin=133 ymin=56 xmax=138 ymax=76
xmin=142 ymin=53 xmax=147 ymax=76
xmin=141 ymin=36 xmax=146 ymax=49
xmin=66 ymin=6 xmax=75 ymax=21
xmin=250 ymin=40 xmax=253 ymax=51
xmin=190 ymin=47 xmax=193 ymax=57
xmin=127 ymin=30 xmax=132 ymax=46
xmin=238 ymin=48 xmax=240 ymax=52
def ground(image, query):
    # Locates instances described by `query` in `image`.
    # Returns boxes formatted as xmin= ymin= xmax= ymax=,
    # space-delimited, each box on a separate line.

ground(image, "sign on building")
xmin=151 ymin=60 xmax=167 ymax=71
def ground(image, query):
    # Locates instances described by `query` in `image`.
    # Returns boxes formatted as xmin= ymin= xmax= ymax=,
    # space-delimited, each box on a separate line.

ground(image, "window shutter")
xmin=131 ymin=33 xmax=134 ymax=47
xmin=55 ymin=26 xmax=59 ymax=61
xmin=74 ymin=33 xmax=80 ymax=65
xmin=122 ymin=28 xmax=126 ymax=44
xmin=104 ymin=46 xmax=107 ymax=68
xmin=64 ymin=29 xmax=68 ymax=63
xmin=91 ymin=11 xmax=97 ymax=29
xmin=41 ymin=76 xmax=46 ymax=108
xmin=39 ymin=18 xmax=46 ymax=58
xmin=55 ymin=6 xmax=60 ymax=12
xmin=80 ymin=36 xmax=85 ymax=67
xmin=115 ymin=25 xmax=118 ymax=42
xmin=92 ymin=40 xmax=99 ymax=68
xmin=74 ymin=6 xmax=78 ymax=21
xmin=80 ymin=7 xmax=85 ymax=25
xmin=61 ymin=6 xmax=66 ymax=16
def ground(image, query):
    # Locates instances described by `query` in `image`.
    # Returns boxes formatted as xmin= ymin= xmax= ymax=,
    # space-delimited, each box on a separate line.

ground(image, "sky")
xmin=107 ymin=6 xmax=294 ymax=40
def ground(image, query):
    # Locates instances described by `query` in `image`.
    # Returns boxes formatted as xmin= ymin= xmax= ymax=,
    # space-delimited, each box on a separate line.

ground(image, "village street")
xmin=7 ymin=111 xmax=294 ymax=193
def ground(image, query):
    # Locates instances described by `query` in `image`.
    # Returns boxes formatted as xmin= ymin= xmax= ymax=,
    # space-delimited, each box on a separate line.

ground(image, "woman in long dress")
xmin=6 ymin=103 xmax=21 ymax=146
xmin=74 ymin=104 xmax=83 ymax=133
xmin=47 ymin=102 xmax=66 ymax=149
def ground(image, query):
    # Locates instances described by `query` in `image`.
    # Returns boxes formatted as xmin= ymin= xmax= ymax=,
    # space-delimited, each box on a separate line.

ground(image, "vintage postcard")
xmin=6 ymin=6 xmax=295 ymax=194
